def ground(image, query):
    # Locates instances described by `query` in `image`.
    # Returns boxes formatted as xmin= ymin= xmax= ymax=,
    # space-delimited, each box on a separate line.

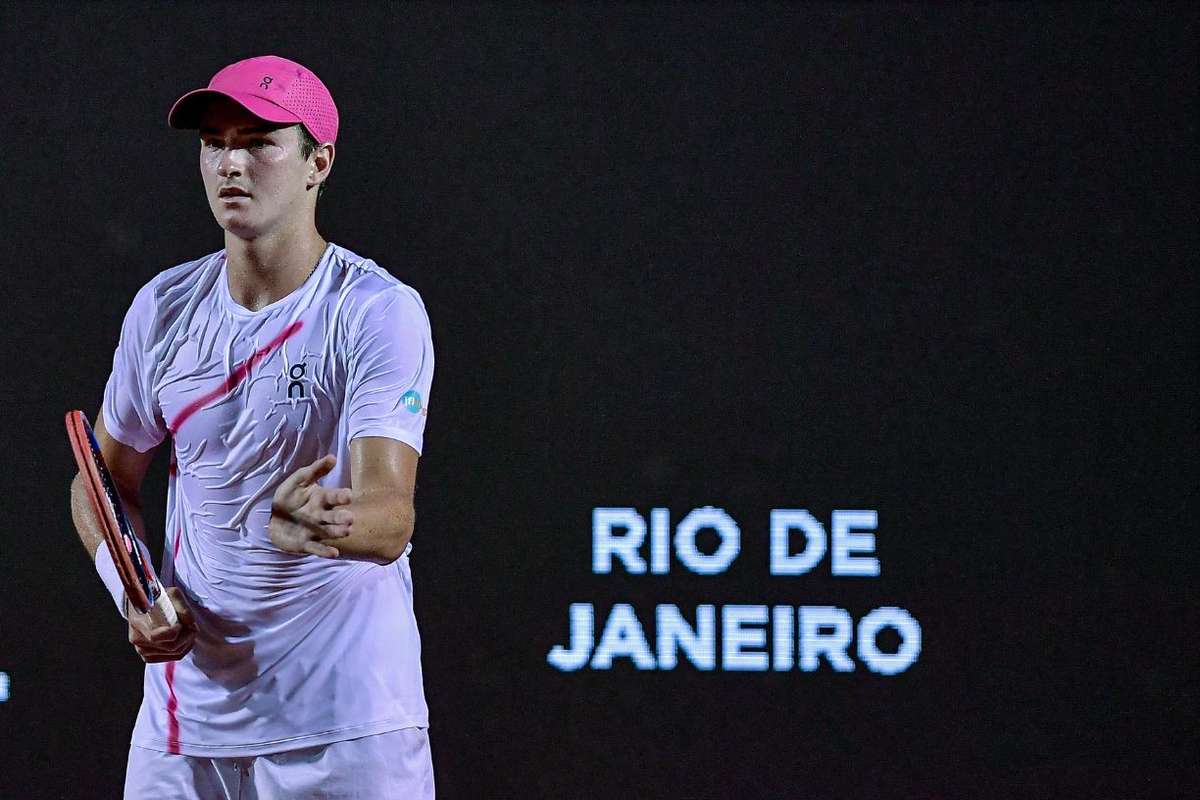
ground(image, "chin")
xmin=219 ymin=221 xmax=264 ymax=241
xmin=214 ymin=209 xmax=242 ymax=226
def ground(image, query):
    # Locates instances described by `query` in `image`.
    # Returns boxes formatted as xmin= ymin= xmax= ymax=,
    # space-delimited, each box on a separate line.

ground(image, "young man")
xmin=68 ymin=55 xmax=436 ymax=798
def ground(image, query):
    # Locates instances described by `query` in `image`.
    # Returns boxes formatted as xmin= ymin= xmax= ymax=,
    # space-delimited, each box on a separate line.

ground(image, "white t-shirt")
xmin=101 ymin=242 xmax=434 ymax=757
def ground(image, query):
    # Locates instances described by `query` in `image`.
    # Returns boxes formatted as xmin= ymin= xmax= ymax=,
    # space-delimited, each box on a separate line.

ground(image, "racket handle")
xmin=132 ymin=588 xmax=179 ymax=629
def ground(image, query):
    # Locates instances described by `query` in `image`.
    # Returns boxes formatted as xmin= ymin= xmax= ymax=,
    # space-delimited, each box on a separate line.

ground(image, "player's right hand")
xmin=127 ymin=587 xmax=197 ymax=663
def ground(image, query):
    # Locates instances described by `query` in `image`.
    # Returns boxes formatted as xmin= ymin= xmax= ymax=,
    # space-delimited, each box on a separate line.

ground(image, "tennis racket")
xmin=66 ymin=410 xmax=178 ymax=628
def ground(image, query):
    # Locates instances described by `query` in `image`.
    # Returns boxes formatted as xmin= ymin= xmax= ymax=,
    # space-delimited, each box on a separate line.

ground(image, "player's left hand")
xmin=269 ymin=454 xmax=354 ymax=558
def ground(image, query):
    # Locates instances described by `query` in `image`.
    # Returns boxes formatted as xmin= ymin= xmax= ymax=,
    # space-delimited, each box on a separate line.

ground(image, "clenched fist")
xmin=128 ymin=587 xmax=197 ymax=663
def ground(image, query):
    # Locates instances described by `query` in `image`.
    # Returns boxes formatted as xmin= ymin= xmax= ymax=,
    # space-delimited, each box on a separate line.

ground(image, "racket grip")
xmin=133 ymin=588 xmax=179 ymax=629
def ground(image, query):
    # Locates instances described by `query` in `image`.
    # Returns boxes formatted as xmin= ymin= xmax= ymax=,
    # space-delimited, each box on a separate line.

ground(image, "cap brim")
xmin=167 ymin=89 xmax=303 ymax=130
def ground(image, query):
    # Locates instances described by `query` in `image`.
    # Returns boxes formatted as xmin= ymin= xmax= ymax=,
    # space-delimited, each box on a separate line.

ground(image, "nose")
xmin=217 ymin=147 xmax=246 ymax=179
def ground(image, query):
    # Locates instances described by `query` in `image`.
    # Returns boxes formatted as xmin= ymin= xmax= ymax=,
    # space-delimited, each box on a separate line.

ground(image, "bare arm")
xmin=269 ymin=437 xmax=419 ymax=565
xmin=70 ymin=412 xmax=196 ymax=661
xmin=335 ymin=436 xmax=418 ymax=563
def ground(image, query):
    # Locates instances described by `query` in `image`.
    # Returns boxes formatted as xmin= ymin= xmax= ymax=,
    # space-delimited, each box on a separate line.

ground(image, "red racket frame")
xmin=66 ymin=410 xmax=162 ymax=614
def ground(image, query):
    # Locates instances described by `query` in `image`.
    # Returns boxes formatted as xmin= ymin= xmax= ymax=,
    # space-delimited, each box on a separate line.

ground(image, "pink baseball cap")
xmin=168 ymin=55 xmax=338 ymax=144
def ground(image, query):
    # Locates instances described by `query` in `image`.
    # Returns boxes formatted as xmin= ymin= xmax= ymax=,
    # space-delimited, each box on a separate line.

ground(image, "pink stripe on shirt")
xmin=167 ymin=320 xmax=304 ymax=434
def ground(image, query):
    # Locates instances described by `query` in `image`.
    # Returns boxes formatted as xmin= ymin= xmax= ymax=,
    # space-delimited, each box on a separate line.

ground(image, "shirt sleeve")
xmin=345 ymin=286 xmax=435 ymax=455
xmin=101 ymin=281 xmax=167 ymax=453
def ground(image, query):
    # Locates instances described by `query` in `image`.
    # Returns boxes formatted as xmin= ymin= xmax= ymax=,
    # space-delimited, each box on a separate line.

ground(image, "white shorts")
xmin=123 ymin=727 xmax=434 ymax=799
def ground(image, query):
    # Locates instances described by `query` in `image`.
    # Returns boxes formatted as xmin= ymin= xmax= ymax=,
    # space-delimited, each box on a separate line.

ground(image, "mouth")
xmin=218 ymin=188 xmax=251 ymax=199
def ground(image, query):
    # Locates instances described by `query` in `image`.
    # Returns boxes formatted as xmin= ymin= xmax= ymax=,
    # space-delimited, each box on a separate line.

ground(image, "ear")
xmin=308 ymin=142 xmax=335 ymax=189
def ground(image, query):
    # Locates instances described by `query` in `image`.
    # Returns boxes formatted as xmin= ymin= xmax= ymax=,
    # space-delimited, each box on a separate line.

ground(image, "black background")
xmin=0 ymin=3 xmax=1195 ymax=798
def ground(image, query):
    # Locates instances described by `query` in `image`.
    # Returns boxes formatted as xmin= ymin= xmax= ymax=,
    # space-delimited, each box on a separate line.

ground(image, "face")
xmin=198 ymin=97 xmax=319 ymax=240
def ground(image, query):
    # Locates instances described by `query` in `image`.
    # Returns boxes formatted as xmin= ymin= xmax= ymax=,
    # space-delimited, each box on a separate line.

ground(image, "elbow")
xmin=69 ymin=472 xmax=90 ymax=507
xmin=380 ymin=509 xmax=415 ymax=565
xmin=379 ymin=538 xmax=407 ymax=566
xmin=69 ymin=473 xmax=83 ymax=513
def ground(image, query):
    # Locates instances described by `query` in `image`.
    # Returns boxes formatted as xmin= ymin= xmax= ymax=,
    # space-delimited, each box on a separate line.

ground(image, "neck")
xmin=224 ymin=224 xmax=328 ymax=312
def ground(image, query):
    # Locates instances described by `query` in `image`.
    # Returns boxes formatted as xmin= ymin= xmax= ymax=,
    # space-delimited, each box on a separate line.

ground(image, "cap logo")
xmin=259 ymin=75 xmax=274 ymax=90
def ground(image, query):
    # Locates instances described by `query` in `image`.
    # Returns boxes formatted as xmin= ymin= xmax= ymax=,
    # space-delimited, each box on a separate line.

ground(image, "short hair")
xmin=297 ymin=125 xmax=328 ymax=201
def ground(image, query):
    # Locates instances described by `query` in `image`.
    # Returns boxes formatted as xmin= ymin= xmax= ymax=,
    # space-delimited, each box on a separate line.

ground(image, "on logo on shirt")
xmin=285 ymin=360 xmax=315 ymax=401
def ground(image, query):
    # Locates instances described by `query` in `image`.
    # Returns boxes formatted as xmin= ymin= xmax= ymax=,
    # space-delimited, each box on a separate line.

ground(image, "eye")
xmin=250 ymin=139 xmax=270 ymax=149
xmin=202 ymin=139 xmax=221 ymax=149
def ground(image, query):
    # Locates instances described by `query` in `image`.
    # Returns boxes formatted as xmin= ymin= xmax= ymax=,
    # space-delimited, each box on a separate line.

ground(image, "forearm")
xmin=323 ymin=490 xmax=413 ymax=564
xmin=70 ymin=473 xmax=148 ymax=561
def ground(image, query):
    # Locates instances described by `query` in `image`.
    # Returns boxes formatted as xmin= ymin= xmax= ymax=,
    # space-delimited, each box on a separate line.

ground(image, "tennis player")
xmin=68 ymin=54 xmax=436 ymax=798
